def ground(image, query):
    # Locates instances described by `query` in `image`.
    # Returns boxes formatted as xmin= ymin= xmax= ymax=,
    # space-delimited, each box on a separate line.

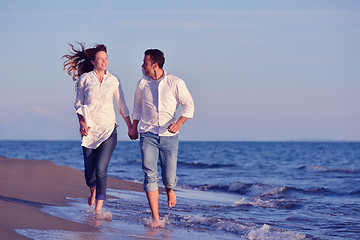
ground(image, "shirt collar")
xmin=144 ymin=69 xmax=167 ymax=81
xmin=92 ymin=70 xmax=108 ymax=80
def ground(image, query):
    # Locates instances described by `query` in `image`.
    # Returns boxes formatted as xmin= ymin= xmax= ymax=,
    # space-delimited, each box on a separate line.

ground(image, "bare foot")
xmin=152 ymin=218 xmax=161 ymax=227
xmin=88 ymin=189 xmax=96 ymax=207
xmin=145 ymin=217 xmax=164 ymax=228
xmin=166 ymin=188 xmax=176 ymax=208
xmin=95 ymin=210 xmax=112 ymax=221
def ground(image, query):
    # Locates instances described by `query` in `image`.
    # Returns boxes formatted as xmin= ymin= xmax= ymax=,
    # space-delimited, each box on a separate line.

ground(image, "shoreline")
xmin=0 ymin=156 xmax=144 ymax=239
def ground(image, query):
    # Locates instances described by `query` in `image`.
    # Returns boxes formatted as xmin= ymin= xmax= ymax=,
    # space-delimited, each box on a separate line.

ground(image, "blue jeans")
xmin=82 ymin=127 xmax=117 ymax=200
xmin=140 ymin=132 xmax=179 ymax=192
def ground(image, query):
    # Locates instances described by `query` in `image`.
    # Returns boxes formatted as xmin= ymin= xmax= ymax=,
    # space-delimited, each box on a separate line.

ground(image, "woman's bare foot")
xmin=95 ymin=210 xmax=112 ymax=221
xmin=166 ymin=188 xmax=176 ymax=208
xmin=88 ymin=187 xmax=96 ymax=207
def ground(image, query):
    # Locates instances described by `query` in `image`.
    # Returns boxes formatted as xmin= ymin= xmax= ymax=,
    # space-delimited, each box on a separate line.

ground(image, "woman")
xmin=63 ymin=43 xmax=132 ymax=216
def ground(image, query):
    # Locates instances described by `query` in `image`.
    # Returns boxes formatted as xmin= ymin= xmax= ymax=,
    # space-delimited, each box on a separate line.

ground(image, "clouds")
xmin=79 ymin=0 xmax=114 ymax=36
xmin=29 ymin=106 xmax=48 ymax=114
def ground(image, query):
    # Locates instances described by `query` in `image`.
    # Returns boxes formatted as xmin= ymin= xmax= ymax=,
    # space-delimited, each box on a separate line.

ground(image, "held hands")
xmin=128 ymin=126 xmax=139 ymax=140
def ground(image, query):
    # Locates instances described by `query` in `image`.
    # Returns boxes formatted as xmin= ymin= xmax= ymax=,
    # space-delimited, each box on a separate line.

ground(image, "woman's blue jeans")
xmin=140 ymin=132 xmax=179 ymax=192
xmin=82 ymin=127 xmax=117 ymax=200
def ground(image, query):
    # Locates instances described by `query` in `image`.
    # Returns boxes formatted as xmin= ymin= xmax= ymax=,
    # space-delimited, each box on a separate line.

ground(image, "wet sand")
xmin=0 ymin=156 xmax=144 ymax=240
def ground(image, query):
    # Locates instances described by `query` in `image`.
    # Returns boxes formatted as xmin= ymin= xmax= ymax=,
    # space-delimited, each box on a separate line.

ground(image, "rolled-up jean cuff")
xmin=88 ymin=184 xmax=96 ymax=188
xmin=96 ymin=194 xmax=106 ymax=200
xmin=143 ymin=183 xmax=159 ymax=192
xmin=165 ymin=176 xmax=178 ymax=189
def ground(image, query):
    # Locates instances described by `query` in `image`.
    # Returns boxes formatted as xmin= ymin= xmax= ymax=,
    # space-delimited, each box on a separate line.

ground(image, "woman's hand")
xmin=128 ymin=126 xmax=138 ymax=140
xmin=79 ymin=121 xmax=89 ymax=136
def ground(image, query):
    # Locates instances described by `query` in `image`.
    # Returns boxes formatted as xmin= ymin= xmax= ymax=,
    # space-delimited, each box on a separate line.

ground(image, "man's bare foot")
xmin=88 ymin=188 xmax=96 ymax=207
xmin=166 ymin=188 xmax=176 ymax=208
xmin=153 ymin=218 xmax=161 ymax=227
xmin=145 ymin=217 xmax=164 ymax=228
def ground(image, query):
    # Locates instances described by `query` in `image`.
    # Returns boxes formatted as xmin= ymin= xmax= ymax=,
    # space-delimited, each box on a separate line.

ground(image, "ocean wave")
xmin=183 ymin=182 xmax=302 ymax=209
xmin=183 ymin=181 xmax=357 ymax=209
xmin=284 ymin=186 xmax=336 ymax=196
xmin=233 ymin=196 xmax=301 ymax=209
xmin=180 ymin=180 xmax=346 ymax=199
xmin=182 ymin=216 xmax=309 ymax=239
xmin=302 ymin=165 xmax=358 ymax=174
xmin=188 ymin=182 xmax=288 ymax=196
xmin=246 ymin=224 xmax=309 ymax=240
xmin=349 ymin=189 xmax=360 ymax=195
xmin=178 ymin=161 xmax=237 ymax=169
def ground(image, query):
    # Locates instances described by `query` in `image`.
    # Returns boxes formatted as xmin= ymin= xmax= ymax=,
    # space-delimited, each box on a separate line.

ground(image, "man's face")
xmin=142 ymin=55 xmax=155 ymax=78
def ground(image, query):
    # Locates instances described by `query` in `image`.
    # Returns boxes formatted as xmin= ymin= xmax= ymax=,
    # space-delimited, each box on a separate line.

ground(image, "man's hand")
xmin=167 ymin=116 xmax=189 ymax=134
xmin=167 ymin=123 xmax=181 ymax=134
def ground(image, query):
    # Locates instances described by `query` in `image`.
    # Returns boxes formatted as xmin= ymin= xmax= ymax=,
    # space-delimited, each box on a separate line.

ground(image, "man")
xmin=129 ymin=49 xmax=194 ymax=226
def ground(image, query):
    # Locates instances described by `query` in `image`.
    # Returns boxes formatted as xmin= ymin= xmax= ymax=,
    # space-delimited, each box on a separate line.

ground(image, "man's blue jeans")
xmin=140 ymin=132 xmax=179 ymax=192
xmin=82 ymin=127 xmax=117 ymax=200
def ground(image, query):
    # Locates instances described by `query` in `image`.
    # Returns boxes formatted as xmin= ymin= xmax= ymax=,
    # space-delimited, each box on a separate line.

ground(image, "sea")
xmin=0 ymin=140 xmax=359 ymax=240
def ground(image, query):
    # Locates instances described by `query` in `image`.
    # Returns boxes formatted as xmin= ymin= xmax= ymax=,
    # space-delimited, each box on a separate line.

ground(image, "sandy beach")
xmin=0 ymin=156 xmax=144 ymax=240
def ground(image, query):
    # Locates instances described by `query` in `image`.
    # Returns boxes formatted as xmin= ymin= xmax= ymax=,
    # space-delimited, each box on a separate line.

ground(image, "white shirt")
xmin=75 ymin=70 xmax=129 ymax=149
xmin=132 ymin=70 xmax=194 ymax=136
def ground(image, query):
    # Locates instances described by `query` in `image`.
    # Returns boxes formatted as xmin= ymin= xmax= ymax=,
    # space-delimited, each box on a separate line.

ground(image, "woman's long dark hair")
xmin=62 ymin=42 xmax=107 ymax=81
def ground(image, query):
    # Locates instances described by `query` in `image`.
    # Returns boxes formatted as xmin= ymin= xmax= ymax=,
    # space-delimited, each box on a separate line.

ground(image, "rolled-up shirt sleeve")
xmin=114 ymin=80 xmax=129 ymax=117
xmin=132 ymin=81 xmax=142 ymax=120
xmin=74 ymin=79 xmax=85 ymax=116
xmin=74 ymin=78 xmax=94 ymax=127
xmin=176 ymin=80 xmax=194 ymax=119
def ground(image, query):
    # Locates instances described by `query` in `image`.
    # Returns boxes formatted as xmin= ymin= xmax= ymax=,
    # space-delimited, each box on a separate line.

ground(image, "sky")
xmin=0 ymin=0 xmax=359 ymax=141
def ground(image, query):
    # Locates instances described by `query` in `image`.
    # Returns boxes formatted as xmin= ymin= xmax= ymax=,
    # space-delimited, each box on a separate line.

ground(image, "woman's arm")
xmin=77 ymin=113 xmax=88 ymax=136
xmin=128 ymin=120 xmax=139 ymax=140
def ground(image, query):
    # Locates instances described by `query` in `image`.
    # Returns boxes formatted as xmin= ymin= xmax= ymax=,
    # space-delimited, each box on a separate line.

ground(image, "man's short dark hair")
xmin=145 ymin=49 xmax=165 ymax=69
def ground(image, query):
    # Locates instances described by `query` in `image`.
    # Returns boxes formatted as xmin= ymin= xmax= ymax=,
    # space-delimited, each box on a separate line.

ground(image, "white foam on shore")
xmin=246 ymin=224 xmax=307 ymax=240
xmin=16 ymin=189 xmax=312 ymax=240
xmin=15 ymin=229 xmax=94 ymax=240
xmin=15 ymin=228 xmax=170 ymax=240
xmin=182 ymin=216 xmax=308 ymax=240
xmin=233 ymin=197 xmax=279 ymax=208
xmin=85 ymin=208 xmax=113 ymax=221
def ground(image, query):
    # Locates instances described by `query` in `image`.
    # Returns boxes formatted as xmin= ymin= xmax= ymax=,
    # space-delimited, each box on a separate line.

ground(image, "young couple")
xmin=63 ymin=43 xmax=194 ymax=226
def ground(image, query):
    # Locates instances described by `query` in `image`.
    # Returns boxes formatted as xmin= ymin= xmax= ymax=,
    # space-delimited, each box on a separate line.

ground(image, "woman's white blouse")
xmin=75 ymin=71 xmax=129 ymax=149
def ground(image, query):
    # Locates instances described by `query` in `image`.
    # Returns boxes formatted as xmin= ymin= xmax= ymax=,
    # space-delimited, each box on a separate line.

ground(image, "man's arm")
xmin=129 ymin=81 xmax=142 ymax=140
xmin=167 ymin=79 xmax=194 ymax=134
xmin=118 ymin=109 xmax=133 ymax=138
xmin=167 ymin=116 xmax=189 ymax=134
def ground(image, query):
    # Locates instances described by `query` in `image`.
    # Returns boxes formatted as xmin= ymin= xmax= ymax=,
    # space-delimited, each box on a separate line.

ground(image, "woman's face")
xmin=91 ymin=51 xmax=108 ymax=72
